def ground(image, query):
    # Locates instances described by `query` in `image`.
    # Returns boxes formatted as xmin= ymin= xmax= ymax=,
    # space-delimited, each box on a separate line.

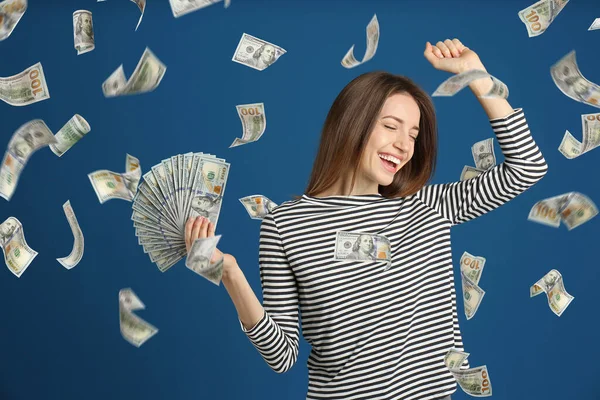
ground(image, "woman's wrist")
xmin=459 ymin=61 xmax=494 ymax=96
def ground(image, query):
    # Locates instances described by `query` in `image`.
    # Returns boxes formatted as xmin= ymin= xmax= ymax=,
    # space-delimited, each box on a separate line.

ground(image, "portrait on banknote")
xmin=74 ymin=11 xmax=94 ymax=44
xmin=0 ymin=218 xmax=17 ymax=247
xmin=345 ymin=234 xmax=377 ymax=260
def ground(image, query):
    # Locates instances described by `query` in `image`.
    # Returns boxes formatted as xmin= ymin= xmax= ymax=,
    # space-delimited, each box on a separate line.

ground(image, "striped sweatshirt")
xmin=239 ymin=108 xmax=548 ymax=400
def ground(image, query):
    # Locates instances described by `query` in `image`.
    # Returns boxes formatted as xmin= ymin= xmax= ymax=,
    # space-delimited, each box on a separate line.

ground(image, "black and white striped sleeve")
xmin=237 ymin=212 xmax=300 ymax=374
xmin=417 ymin=108 xmax=548 ymax=226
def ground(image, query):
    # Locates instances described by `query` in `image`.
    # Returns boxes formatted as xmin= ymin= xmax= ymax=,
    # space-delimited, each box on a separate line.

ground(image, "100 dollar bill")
xmin=0 ymin=62 xmax=50 ymax=106
xmin=334 ymin=230 xmax=391 ymax=270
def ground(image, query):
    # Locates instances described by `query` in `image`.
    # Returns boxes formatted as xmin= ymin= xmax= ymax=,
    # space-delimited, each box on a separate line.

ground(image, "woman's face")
xmin=360 ymin=93 xmax=420 ymax=187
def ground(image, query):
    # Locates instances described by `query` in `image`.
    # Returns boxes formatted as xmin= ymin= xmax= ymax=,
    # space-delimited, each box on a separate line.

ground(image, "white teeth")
xmin=378 ymin=153 xmax=400 ymax=165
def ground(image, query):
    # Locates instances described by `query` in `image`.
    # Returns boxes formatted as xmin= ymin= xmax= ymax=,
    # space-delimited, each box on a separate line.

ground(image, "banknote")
xmin=88 ymin=154 xmax=141 ymax=203
xmin=169 ymin=0 xmax=229 ymax=18
xmin=188 ymin=157 xmax=229 ymax=227
xmin=460 ymin=165 xmax=485 ymax=181
xmin=119 ymin=288 xmax=158 ymax=347
xmin=528 ymin=192 xmax=598 ymax=230
xmin=444 ymin=348 xmax=469 ymax=370
xmin=341 ymin=14 xmax=379 ymax=69
xmin=530 ymin=269 xmax=573 ymax=316
xmin=551 ymin=50 xmax=600 ymax=109
xmin=589 ymin=18 xmax=600 ymax=31
xmin=57 ymin=200 xmax=84 ymax=269
xmin=0 ymin=120 xmax=57 ymax=201
xmin=186 ymin=235 xmax=224 ymax=285
xmin=471 ymin=138 xmax=496 ymax=170
xmin=239 ymin=194 xmax=277 ymax=220
xmin=460 ymin=251 xmax=486 ymax=320
xmin=0 ymin=62 xmax=50 ymax=106
xmin=131 ymin=0 xmax=145 ymax=31
xmin=49 ymin=114 xmax=91 ymax=157
xmin=230 ymin=103 xmax=266 ymax=147
xmin=0 ymin=217 xmax=37 ymax=278
xmin=433 ymin=69 xmax=508 ymax=99
xmin=232 ymin=33 xmax=286 ymax=71
xmin=334 ymin=230 xmax=391 ymax=270
xmin=0 ymin=0 xmax=26 ymax=41
xmin=444 ymin=348 xmax=492 ymax=397
xmin=102 ymin=47 xmax=166 ymax=97
xmin=461 ymin=271 xmax=485 ymax=320
xmin=518 ymin=0 xmax=569 ymax=37
xmin=460 ymin=251 xmax=486 ymax=285
xmin=558 ymin=113 xmax=600 ymax=159
xmin=73 ymin=10 xmax=94 ymax=55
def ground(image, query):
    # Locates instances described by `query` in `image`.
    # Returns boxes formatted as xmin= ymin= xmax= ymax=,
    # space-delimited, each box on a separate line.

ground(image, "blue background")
xmin=1 ymin=0 xmax=599 ymax=399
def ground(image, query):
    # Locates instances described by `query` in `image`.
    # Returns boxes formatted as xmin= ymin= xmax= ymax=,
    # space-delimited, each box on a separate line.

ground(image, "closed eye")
xmin=384 ymin=124 xmax=396 ymax=130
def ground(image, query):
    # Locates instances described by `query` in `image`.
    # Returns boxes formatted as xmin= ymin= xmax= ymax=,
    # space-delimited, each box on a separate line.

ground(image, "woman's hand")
xmin=424 ymin=38 xmax=485 ymax=75
xmin=185 ymin=216 xmax=238 ymax=277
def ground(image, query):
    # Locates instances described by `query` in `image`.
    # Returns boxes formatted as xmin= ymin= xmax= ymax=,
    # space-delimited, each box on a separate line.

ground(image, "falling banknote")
xmin=460 ymin=251 xmax=486 ymax=320
xmin=334 ymin=230 xmax=391 ymax=270
xmin=433 ymin=69 xmax=508 ymax=99
xmin=551 ymin=50 xmax=600 ymax=109
xmin=460 ymin=166 xmax=485 ymax=181
xmin=169 ymin=0 xmax=229 ymax=18
xmin=460 ymin=138 xmax=496 ymax=181
xmin=589 ymin=18 xmax=600 ymax=31
xmin=341 ymin=14 xmax=379 ymax=69
xmin=518 ymin=0 xmax=569 ymax=37
xmin=530 ymin=269 xmax=573 ymax=316
xmin=559 ymin=113 xmax=600 ymax=159
xmin=230 ymin=103 xmax=266 ymax=148
xmin=49 ymin=114 xmax=91 ymax=157
xmin=186 ymin=235 xmax=224 ymax=286
xmin=88 ymin=154 xmax=142 ymax=203
xmin=444 ymin=348 xmax=493 ymax=397
xmin=0 ymin=120 xmax=57 ymax=201
xmin=102 ymin=47 xmax=166 ymax=97
xmin=73 ymin=10 xmax=94 ymax=55
xmin=57 ymin=200 xmax=84 ymax=269
xmin=232 ymin=33 xmax=286 ymax=71
xmin=0 ymin=0 xmax=27 ymax=41
xmin=239 ymin=195 xmax=277 ymax=220
xmin=119 ymin=288 xmax=158 ymax=347
xmin=0 ymin=217 xmax=37 ymax=278
xmin=0 ymin=62 xmax=50 ymax=106
xmin=528 ymin=192 xmax=598 ymax=230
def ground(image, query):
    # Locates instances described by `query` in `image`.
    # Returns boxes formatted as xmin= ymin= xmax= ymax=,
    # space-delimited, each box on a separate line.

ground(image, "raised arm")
xmin=222 ymin=212 xmax=300 ymax=374
xmin=416 ymin=39 xmax=548 ymax=226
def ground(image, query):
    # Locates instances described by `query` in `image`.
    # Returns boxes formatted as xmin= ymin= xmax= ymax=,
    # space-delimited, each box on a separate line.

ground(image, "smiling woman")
xmin=292 ymin=71 xmax=439 ymax=199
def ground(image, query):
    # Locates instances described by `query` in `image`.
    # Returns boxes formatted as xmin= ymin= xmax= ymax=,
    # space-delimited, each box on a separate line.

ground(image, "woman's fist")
xmin=424 ymin=38 xmax=485 ymax=75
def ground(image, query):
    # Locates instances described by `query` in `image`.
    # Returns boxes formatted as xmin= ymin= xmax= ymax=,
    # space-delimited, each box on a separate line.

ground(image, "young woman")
xmin=185 ymin=38 xmax=548 ymax=400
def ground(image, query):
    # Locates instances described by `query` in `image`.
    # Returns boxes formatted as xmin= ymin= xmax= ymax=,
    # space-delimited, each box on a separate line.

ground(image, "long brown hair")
xmin=292 ymin=71 xmax=438 ymax=201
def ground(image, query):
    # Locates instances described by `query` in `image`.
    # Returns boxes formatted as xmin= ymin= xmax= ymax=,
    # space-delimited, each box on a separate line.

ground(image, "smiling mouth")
xmin=379 ymin=157 xmax=399 ymax=173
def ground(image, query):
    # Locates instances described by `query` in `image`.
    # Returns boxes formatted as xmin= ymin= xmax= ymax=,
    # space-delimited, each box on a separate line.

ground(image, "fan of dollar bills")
xmin=131 ymin=153 xmax=230 ymax=272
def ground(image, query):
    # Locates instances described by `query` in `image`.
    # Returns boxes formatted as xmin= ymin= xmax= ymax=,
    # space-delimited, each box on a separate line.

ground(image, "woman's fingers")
xmin=185 ymin=217 xmax=194 ymax=250
xmin=444 ymin=39 xmax=460 ymax=57
xmin=190 ymin=216 xmax=203 ymax=244
xmin=207 ymin=220 xmax=215 ymax=237
xmin=424 ymin=42 xmax=437 ymax=63
xmin=452 ymin=38 xmax=466 ymax=52
xmin=436 ymin=41 xmax=451 ymax=58
xmin=200 ymin=217 xmax=209 ymax=237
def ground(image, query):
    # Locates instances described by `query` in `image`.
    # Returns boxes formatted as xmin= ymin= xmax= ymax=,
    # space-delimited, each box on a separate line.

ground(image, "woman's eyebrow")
xmin=382 ymin=115 xmax=419 ymax=131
